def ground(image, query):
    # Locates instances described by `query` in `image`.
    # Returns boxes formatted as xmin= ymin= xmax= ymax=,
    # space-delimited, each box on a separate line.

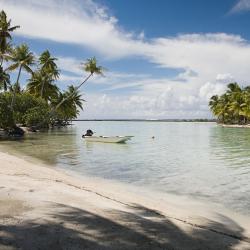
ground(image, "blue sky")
xmin=1 ymin=0 xmax=250 ymax=119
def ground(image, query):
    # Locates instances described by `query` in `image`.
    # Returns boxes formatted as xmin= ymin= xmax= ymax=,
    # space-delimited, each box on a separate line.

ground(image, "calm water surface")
xmin=1 ymin=121 xmax=250 ymax=215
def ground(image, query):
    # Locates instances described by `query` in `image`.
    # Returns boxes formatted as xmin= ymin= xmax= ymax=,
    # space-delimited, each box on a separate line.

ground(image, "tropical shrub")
xmin=13 ymin=93 xmax=50 ymax=127
xmin=0 ymin=93 xmax=14 ymax=129
xmin=23 ymin=106 xmax=50 ymax=127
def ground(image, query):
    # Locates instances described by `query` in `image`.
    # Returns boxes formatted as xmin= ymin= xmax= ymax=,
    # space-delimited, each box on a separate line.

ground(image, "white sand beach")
xmin=1 ymin=150 xmax=250 ymax=250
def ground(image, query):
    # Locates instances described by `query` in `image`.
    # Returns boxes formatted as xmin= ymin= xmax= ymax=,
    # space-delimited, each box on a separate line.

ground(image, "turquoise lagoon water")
xmin=1 ymin=121 xmax=250 ymax=215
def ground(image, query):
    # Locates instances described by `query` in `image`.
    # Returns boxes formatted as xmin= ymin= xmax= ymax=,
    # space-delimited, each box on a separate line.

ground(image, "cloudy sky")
xmin=1 ymin=0 xmax=250 ymax=119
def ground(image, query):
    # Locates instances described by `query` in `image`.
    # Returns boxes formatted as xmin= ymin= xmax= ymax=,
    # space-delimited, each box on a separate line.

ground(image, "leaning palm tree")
xmin=0 ymin=65 xmax=10 ymax=91
xmin=0 ymin=10 xmax=20 ymax=66
xmin=54 ymin=57 xmax=103 ymax=112
xmin=6 ymin=44 xmax=34 ymax=109
xmin=38 ymin=50 xmax=59 ymax=98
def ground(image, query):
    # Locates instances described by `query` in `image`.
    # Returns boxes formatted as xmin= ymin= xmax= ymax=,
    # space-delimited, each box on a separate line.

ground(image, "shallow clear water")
xmin=1 ymin=121 xmax=250 ymax=215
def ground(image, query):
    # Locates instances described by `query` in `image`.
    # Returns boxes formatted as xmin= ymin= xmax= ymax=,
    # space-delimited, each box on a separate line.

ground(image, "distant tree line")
xmin=209 ymin=83 xmax=250 ymax=124
xmin=0 ymin=10 xmax=103 ymax=134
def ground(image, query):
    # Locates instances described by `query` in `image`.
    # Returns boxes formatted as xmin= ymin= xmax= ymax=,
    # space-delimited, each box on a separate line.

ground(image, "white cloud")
xmin=2 ymin=0 xmax=250 ymax=118
xmin=199 ymin=82 xmax=226 ymax=101
xmin=216 ymin=73 xmax=235 ymax=83
xmin=0 ymin=0 xmax=145 ymax=59
xmin=231 ymin=0 xmax=250 ymax=13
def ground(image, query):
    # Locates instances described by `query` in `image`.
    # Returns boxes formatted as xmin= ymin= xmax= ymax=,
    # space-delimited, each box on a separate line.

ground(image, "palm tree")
xmin=27 ymin=71 xmax=59 ymax=102
xmin=226 ymin=83 xmax=244 ymax=123
xmin=209 ymin=95 xmax=219 ymax=115
xmin=6 ymin=44 xmax=34 ymax=110
xmin=0 ymin=10 xmax=20 ymax=66
xmin=0 ymin=65 xmax=10 ymax=91
xmin=240 ymin=91 xmax=250 ymax=123
xmin=226 ymin=82 xmax=242 ymax=95
xmin=208 ymin=83 xmax=250 ymax=124
xmin=51 ymin=85 xmax=84 ymax=124
xmin=54 ymin=57 xmax=103 ymax=112
xmin=64 ymin=85 xmax=84 ymax=111
xmin=209 ymin=94 xmax=231 ymax=123
xmin=38 ymin=50 xmax=59 ymax=98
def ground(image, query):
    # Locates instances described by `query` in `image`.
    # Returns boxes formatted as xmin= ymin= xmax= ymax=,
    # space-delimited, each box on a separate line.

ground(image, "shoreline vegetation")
xmin=0 ymin=10 xmax=103 ymax=137
xmin=72 ymin=119 xmax=217 ymax=122
xmin=1 ymin=149 xmax=250 ymax=249
xmin=209 ymin=83 xmax=250 ymax=126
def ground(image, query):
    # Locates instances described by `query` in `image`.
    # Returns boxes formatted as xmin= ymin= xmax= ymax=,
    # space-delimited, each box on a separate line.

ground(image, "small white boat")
xmin=83 ymin=135 xmax=133 ymax=143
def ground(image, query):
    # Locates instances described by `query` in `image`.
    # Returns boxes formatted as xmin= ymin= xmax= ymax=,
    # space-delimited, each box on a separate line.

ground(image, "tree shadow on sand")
xmin=0 ymin=203 xmax=249 ymax=250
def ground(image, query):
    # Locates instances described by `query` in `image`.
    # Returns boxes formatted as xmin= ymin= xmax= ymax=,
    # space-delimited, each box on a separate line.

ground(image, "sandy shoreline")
xmin=218 ymin=124 xmax=250 ymax=128
xmin=0 ymin=151 xmax=250 ymax=249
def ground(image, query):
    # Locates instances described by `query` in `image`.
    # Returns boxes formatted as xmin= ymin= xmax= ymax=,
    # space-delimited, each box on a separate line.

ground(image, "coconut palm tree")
xmin=27 ymin=71 xmax=59 ymax=102
xmin=226 ymin=82 xmax=242 ymax=95
xmin=209 ymin=95 xmax=219 ymax=115
xmin=240 ymin=91 xmax=250 ymax=123
xmin=6 ymin=44 xmax=34 ymax=109
xmin=64 ymin=85 xmax=84 ymax=111
xmin=229 ymin=94 xmax=245 ymax=123
xmin=209 ymin=94 xmax=231 ymax=123
xmin=38 ymin=50 xmax=59 ymax=98
xmin=208 ymin=82 xmax=250 ymax=124
xmin=54 ymin=57 xmax=103 ymax=112
xmin=0 ymin=65 xmax=10 ymax=91
xmin=0 ymin=10 xmax=20 ymax=66
xmin=51 ymin=85 xmax=84 ymax=124
xmin=225 ymin=83 xmax=244 ymax=123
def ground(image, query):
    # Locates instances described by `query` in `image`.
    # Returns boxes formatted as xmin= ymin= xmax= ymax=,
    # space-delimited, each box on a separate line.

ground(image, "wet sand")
xmin=0 ymin=151 xmax=250 ymax=250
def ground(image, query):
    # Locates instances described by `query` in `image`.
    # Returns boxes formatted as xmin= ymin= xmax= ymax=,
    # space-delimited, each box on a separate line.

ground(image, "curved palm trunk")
xmin=54 ymin=73 xmax=92 ymax=112
xmin=11 ymin=65 xmax=22 ymax=111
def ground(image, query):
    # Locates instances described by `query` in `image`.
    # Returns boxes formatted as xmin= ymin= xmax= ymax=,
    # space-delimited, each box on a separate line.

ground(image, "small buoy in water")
xmin=152 ymin=136 xmax=155 ymax=139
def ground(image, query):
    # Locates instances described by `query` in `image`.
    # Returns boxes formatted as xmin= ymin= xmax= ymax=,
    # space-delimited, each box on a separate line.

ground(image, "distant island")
xmin=72 ymin=119 xmax=216 ymax=122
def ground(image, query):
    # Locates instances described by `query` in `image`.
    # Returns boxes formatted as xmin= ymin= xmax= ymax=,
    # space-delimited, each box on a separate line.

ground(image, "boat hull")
xmin=83 ymin=136 xmax=133 ymax=143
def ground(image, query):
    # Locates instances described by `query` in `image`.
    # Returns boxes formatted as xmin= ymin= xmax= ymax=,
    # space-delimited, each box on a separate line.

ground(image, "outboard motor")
xmin=82 ymin=129 xmax=94 ymax=138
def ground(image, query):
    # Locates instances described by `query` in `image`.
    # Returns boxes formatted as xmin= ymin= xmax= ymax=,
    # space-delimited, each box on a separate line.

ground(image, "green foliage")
xmin=0 ymin=93 xmax=14 ymax=129
xmin=27 ymin=70 xmax=59 ymax=102
xmin=83 ymin=57 xmax=104 ymax=75
xmin=52 ymin=85 xmax=84 ymax=123
xmin=13 ymin=93 xmax=50 ymax=127
xmin=0 ymin=10 xmax=103 ymax=130
xmin=0 ymin=10 xmax=19 ymax=61
xmin=23 ymin=106 xmax=50 ymax=127
xmin=209 ymin=83 xmax=250 ymax=124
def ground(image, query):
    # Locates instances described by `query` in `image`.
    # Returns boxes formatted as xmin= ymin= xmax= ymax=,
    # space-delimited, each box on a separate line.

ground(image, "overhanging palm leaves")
xmin=38 ymin=50 xmax=59 ymax=98
xmin=0 ymin=10 xmax=19 ymax=65
xmin=27 ymin=71 xmax=59 ymax=102
xmin=51 ymin=85 xmax=85 ymax=122
xmin=6 ymin=44 xmax=34 ymax=110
